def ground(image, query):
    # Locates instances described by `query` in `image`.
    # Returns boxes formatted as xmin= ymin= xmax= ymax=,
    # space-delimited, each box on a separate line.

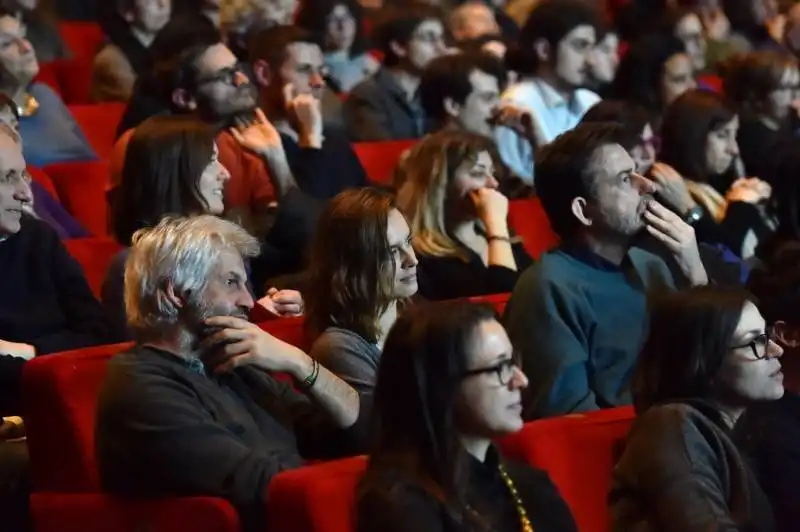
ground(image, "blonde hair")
xmin=396 ymin=130 xmax=497 ymax=260
xmin=124 ymin=215 xmax=260 ymax=340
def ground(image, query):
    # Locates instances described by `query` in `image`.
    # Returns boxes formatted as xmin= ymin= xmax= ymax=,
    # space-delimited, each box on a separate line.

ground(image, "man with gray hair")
xmin=95 ymin=215 xmax=369 ymax=532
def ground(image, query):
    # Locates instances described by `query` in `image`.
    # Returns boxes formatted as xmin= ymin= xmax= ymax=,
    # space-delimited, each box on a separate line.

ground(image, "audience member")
xmin=344 ymin=5 xmax=447 ymax=141
xmin=0 ymin=130 xmax=112 ymax=355
xmin=659 ymin=89 xmax=776 ymax=259
xmin=457 ymin=32 xmax=509 ymax=60
xmin=2 ymin=0 xmax=68 ymax=62
xmin=663 ymin=7 xmax=708 ymax=73
xmin=248 ymin=25 xmax=368 ymax=199
xmin=722 ymin=0 xmax=784 ymax=51
xmin=611 ymin=33 xmax=696 ymax=124
xmin=741 ymin=243 xmax=800 ymax=531
xmin=587 ymin=26 xmax=620 ymax=97
xmin=449 ymin=1 xmax=500 ymax=44
xmin=96 ymin=215 xmax=369 ymax=532
xmin=0 ymin=93 xmax=88 ymax=237
xmin=307 ymin=188 xmax=417 ymax=393
xmin=504 ymin=122 xmax=707 ymax=419
xmin=111 ymin=23 xmax=296 ymax=235
xmin=296 ymin=0 xmax=378 ymax=93
xmin=91 ymin=0 xmax=172 ymax=103
xmin=611 ymin=286 xmax=781 ymax=532
xmin=356 ymin=301 xmax=577 ymax=532
xmin=494 ymin=0 xmax=602 ymax=184
xmin=104 ymin=115 xmax=303 ymax=338
xmin=580 ymin=100 xmax=656 ymax=174
xmin=220 ymin=0 xmax=297 ymax=59
xmin=398 ymin=130 xmax=532 ymax=300
xmin=722 ymin=50 xmax=800 ymax=186
xmin=0 ymin=9 xmax=96 ymax=166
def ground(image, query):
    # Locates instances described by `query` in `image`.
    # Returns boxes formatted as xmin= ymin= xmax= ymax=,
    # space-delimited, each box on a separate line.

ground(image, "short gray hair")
xmin=124 ymin=215 xmax=260 ymax=338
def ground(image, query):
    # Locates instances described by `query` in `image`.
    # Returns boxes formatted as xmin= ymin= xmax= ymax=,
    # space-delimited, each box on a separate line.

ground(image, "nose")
xmin=687 ymin=77 xmax=698 ymax=90
xmin=727 ymin=137 xmax=740 ymax=157
xmin=309 ymin=70 xmax=325 ymax=89
xmin=233 ymin=71 xmax=249 ymax=87
xmin=768 ymin=339 xmax=784 ymax=358
xmin=510 ymin=365 xmax=528 ymax=389
xmin=17 ymin=37 xmax=32 ymax=54
xmin=217 ymin=162 xmax=231 ymax=183
xmin=401 ymin=242 xmax=418 ymax=268
xmin=485 ymin=174 xmax=499 ymax=189
xmin=13 ymin=179 xmax=32 ymax=203
xmin=633 ymin=172 xmax=657 ymax=195
xmin=237 ymin=287 xmax=255 ymax=311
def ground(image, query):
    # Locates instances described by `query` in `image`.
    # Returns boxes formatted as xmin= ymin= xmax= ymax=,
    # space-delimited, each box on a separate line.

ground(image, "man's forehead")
xmin=469 ymin=69 xmax=500 ymax=91
xmin=563 ymin=24 xmax=596 ymax=43
xmin=285 ymin=42 xmax=323 ymax=65
xmin=0 ymin=16 xmax=21 ymax=36
xmin=197 ymin=43 xmax=237 ymax=74
xmin=590 ymin=143 xmax=634 ymax=177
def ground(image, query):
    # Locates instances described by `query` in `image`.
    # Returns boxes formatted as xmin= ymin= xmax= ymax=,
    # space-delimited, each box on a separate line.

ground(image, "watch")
xmin=683 ymin=205 xmax=704 ymax=225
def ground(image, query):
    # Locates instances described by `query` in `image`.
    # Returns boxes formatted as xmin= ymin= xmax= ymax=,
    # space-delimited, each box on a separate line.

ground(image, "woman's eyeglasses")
xmin=731 ymin=325 xmax=779 ymax=360
xmin=462 ymin=353 xmax=522 ymax=386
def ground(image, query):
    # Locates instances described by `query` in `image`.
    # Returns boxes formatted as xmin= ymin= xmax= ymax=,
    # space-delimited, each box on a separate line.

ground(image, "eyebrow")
xmin=615 ymin=166 xmax=635 ymax=178
xmin=389 ymin=232 xmax=412 ymax=248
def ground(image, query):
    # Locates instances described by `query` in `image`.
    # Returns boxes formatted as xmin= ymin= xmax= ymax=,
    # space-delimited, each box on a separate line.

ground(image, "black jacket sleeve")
xmin=0 ymin=355 xmax=25 ymax=417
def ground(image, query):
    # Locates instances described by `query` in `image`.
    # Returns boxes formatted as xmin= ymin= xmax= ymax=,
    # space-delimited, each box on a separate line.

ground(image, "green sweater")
xmin=503 ymin=247 xmax=674 ymax=419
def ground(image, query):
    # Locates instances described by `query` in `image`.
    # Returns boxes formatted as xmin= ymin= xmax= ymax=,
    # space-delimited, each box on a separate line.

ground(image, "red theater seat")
xmin=58 ymin=22 xmax=104 ymax=62
xmin=28 ymin=166 xmax=60 ymax=201
xmin=34 ymin=61 xmax=63 ymax=97
xmin=498 ymin=407 xmax=635 ymax=532
xmin=267 ymin=456 xmax=366 ymax=532
xmin=45 ymin=160 xmax=111 ymax=236
xmin=508 ymin=197 xmax=559 ymax=259
xmin=23 ymin=345 xmax=240 ymax=532
xmin=68 ymin=103 xmax=127 ymax=159
xmin=353 ymin=139 xmax=416 ymax=184
xmin=467 ymin=292 xmax=511 ymax=314
xmin=259 ymin=315 xmax=311 ymax=352
xmin=63 ymin=237 xmax=124 ymax=298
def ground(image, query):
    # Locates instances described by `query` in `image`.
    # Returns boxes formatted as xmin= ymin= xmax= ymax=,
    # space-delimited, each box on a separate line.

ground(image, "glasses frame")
xmin=731 ymin=325 xmax=778 ymax=360
xmin=462 ymin=354 xmax=522 ymax=386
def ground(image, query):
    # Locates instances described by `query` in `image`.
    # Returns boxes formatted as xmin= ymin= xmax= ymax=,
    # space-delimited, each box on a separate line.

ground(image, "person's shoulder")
xmin=29 ymin=82 xmax=64 ymax=104
xmin=15 ymin=216 xmax=60 ymax=248
xmin=633 ymin=402 xmax=721 ymax=439
xmin=527 ymin=249 xmax=584 ymax=281
xmin=348 ymin=71 xmax=383 ymax=99
xmin=574 ymin=88 xmax=601 ymax=107
xmin=94 ymin=42 xmax=126 ymax=63
xmin=627 ymin=247 xmax=673 ymax=283
xmin=312 ymin=327 xmax=374 ymax=357
xmin=358 ymin=469 xmax=442 ymax=516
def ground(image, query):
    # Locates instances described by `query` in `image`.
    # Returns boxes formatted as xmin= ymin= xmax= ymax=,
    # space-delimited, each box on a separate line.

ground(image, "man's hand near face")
xmin=283 ymin=83 xmax=324 ymax=149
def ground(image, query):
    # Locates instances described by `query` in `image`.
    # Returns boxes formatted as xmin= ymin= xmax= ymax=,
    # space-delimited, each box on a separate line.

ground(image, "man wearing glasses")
xmin=344 ymin=5 xmax=448 ymax=141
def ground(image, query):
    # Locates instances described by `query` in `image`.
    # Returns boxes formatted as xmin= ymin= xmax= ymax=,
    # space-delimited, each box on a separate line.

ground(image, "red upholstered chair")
xmin=33 ymin=61 xmax=63 ymax=97
xmin=63 ymin=237 xmax=124 ymax=298
xmin=44 ymin=160 xmax=112 ymax=236
xmin=57 ymin=58 xmax=95 ymax=104
xmin=23 ymin=345 xmax=241 ymax=532
xmin=259 ymin=316 xmax=311 ymax=352
xmin=497 ymin=407 xmax=636 ymax=532
xmin=467 ymin=292 xmax=511 ymax=315
xmin=267 ymin=456 xmax=366 ymax=532
xmin=353 ymin=139 xmax=416 ymax=185
xmin=58 ymin=22 xmax=104 ymax=62
xmin=28 ymin=166 xmax=60 ymax=201
xmin=508 ymin=197 xmax=560 ymax=259
xmin=68 ymin=103 xmax=127 ymax=159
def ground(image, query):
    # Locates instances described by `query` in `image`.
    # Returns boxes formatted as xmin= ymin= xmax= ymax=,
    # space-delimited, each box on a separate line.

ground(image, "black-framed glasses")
xmin=197 ymin=64 xmax=246 ymax=87
xmin=462 ymin=353 xmax=522 ymax=386
xmin=731 ymin=325 xmax=778 ymax=360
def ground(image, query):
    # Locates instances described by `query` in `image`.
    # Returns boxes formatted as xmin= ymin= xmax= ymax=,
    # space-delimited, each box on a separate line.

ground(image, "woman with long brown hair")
xmin=397 ymin=129 xmax=531 ymax=300
xmin=306 ymin=187 xmax=418 ymax=392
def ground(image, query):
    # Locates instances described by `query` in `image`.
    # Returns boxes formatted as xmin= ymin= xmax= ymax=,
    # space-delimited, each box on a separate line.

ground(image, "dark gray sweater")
xmin=311 ymin=327 xmax=381 ymax=394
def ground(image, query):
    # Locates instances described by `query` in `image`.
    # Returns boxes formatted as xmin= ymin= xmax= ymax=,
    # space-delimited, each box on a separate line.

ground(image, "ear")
xmin=171 ymin=88 xmax=197 ymax=111
xmin=775 ymin=323 xmax=800 ymax=348
xmin=533 ymin=38 xmax=551 ymax=63
xmin=571 ymin=197 xmax=593 ymax=228
xmin=163 ymin=279 xmax=187 ymax=312
xmin=443 ymin=96 xmax=461 ymax=118
xmin=389 ymin=40 xmax=408 ymax=60
xmin=252 ymin=59 xmax=272 ymax=88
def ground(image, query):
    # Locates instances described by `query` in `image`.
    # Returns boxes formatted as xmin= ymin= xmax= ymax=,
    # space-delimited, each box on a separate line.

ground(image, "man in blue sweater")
xmin=504 ymin=122 xmax=708 ymax=419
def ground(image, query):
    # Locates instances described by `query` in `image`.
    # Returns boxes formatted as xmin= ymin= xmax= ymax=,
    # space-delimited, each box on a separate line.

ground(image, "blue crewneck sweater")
xmin=503 ymin=247 xmax=674 ymax=419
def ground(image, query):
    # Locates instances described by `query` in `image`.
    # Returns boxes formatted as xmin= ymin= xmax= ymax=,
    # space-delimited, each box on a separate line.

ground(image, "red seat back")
xmin=58 ymin=58 xmax=95 ymax=104
xmin=58 ymin=22 xmax=104 ymax=62
xmin=508 ymin=197 xmax=560 ymax=259
xmin=23 ymin=344 xmax=133 ymax=492
xmin=34 ymin=61 xmax=63 ymax=97
xmin=497 ymin=407 xmax=635 ymax=532
xmin=28 ymin=166 xmax=60 ymax=202
xmin=467 ymin=292 xmax=511 ymax=314
xmin=267 ymin=456 xmax=366 ymax=532
xmin=353 ymin=139 xmax=416 ymax=184
xmin=68 ymin=103 xmax=127 ymax=159
xmin=63 ymin=237 xmax=124 ymax=298
xmin=259 ymin=316 xmax=311 ymax=352
xmin=45 ymin=160 xmax=112 ymax=236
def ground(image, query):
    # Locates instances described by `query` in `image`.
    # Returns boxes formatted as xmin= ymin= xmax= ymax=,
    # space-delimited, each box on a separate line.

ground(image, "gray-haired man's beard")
xmin=179 ymin=301 xmax=249 ymax=357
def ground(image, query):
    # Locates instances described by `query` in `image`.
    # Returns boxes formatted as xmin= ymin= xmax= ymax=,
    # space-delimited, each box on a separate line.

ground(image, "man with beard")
xmin=494 ymin=0 xmax=603 ymax=185
xmin=112 ymin=16 xmax=296 ymax=237
xmin=502 ymin=122 xmax=708 ymax=419
xmin=248 ymin=26 xmax=368 ymax=200
xmin=95 ymin=215 xmax=369 ymax=532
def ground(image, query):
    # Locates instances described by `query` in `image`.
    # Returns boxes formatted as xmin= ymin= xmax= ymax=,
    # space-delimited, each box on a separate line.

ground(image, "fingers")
xmin=229 ymin=127 xmax=243 ymax=142
xmin=214 ymin=353 xmax=254 ymax=374
xmin=282 ymin=82 xmax=296 ymax=105
xmin=646 ymin=200 xmax=680 ymax=222
xmin=643 ymin=209 xmax=675 ymax=233
xmin=204 ymin=316 xmax=251 ymax=329
xmin=274 ymin=303 xmax=303 ymax=315
xmin=254 ymin=107 xmax=268 ymax=124
xmin=201 ymin=327 xmax=249 ymax=348
xmin=266 ymin=287 xmax=279 ymax=296
xmin=646 ymin=224 xmax=681 ymax=251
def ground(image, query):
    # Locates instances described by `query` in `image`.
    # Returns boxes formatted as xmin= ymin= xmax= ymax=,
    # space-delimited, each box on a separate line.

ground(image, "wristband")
xmin=301 ymin=358 xmax=320 ymax=390
xmin=487 ymin=235 xmax=511 ymax=242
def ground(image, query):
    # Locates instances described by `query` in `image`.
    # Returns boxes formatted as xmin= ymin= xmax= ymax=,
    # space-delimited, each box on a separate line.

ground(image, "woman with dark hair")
xmin=610 ymin=286 xmax=783 ymax=531
xmin=357 ymin=301 xmax=577 ymax=532
xmin=91 ymin=0 xmax=172 ymax=103
xmin=662 ymin=7 xmax=708 ymax=72
xmin=611 ymin=33 xmax=697 ymax=122
xmin=1 ymin=0 xmax=67 ymax=62
xmin=102 ymin=115 xmax=302 ymax=338
xmin=397 ymin=129 xmax=532 ymax=301
xmin=660 ymin=89 xmax=776 ymax=259
xmin=306 ymin=188 xmax=418 ymax=393
xmin=296 ymin=0 xmax=378 ymax=92
xmin=722 ymin=50 xmax=800 ymax=186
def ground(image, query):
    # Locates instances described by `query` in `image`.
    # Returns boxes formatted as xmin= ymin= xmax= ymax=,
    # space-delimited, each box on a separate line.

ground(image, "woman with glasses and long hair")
xmin=397 ymin=129 xmax=532 ymax=301
xmin=306 ymin=188 xmax=418 ymax=393
xmin=357 ymin=301 xmax=577 ymax=532
xmin=610 ymin=286 xmax=783 ymax=531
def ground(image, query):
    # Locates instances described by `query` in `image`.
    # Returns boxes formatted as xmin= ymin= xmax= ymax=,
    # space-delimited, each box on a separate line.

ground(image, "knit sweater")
xmin=503 ymin=247 xmax=674 ymax=419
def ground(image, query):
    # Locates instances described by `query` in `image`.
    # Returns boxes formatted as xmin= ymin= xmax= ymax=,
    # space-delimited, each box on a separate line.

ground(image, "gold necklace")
xmin=498 ymin=462 xmax=534 ymax=532
xmin=17 ymin=93 xmax=38 ymax=117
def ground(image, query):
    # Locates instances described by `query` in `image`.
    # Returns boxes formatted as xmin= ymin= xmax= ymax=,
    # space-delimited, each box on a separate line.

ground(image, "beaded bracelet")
xmin=302 ymin=358 xmax=320 ymax=390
